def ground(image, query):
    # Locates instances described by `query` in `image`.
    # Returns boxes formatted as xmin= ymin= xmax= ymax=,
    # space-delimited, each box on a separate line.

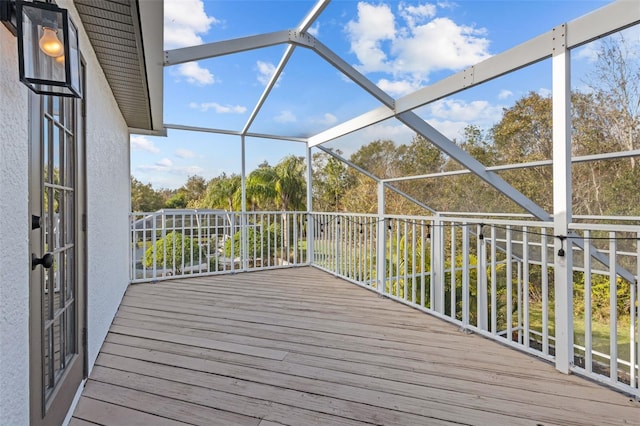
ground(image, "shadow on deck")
xmin=71 ymin=267 xmax=638 ymax=425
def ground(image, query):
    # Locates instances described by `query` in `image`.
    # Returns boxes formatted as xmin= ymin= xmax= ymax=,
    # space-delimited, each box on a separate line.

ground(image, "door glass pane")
xmin=65 ymin=249 xmax=74 ymax=302
xmin=53 ymin=252 xmax=61 ymax=297
xmin=65 ymin=192 xmax=74 ymax=246
xmin=43 ymin=118 xmax=49 ymax=183
xmin=52 ymin=317 xmax=62 ymax=382
xmin=65 ymin=135 xmax=75 ymax=187
xmin=53 ymin=189 xmax=61 ymax=249
xmin=65 ymin=306 xmax=75 ymax=362
xmin=52 ymin=96 xmax=61 ymax=123
xmin=45 ymin=324 xmax=54 ymax=393
xmin=53 ymin=127 xmax=60 ymax=185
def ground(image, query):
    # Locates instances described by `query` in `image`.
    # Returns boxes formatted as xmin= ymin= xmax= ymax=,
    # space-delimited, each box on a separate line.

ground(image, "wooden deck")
xmin=71 ymin=267 xmax=639 ymax=425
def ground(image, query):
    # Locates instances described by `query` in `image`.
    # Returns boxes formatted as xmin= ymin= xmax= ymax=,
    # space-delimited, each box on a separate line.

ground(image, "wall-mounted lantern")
xmin=1 ymin=1 xmax=81 ymax=98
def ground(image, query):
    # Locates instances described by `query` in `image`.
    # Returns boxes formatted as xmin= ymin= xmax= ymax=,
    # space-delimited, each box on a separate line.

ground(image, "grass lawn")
xmin=528 ymin=303 xmax=634 ymax=365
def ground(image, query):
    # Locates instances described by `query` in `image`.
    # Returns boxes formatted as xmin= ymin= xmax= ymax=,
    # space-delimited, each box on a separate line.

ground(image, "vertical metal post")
xmin=462 ymin=223 xmax=469 ymax=326
xmin=431 ymin=214 xmax=444 ymax=314
xmin=376 ymin=182 xmax=386 ymax=294
xmin=552 ymin=23 xmax=573 ymax=374
xmin=241 ymin=135 xmax=249 ymax=271
xmin=306 ymin=145 xmax=314 ymax=265
xmin=478 ymin=226 xmax=488 ymax=331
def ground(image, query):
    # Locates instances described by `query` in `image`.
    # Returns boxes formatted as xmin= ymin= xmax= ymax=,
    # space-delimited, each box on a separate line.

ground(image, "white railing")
xmin=310 ymin=212 xmax=639 ymax=397
xmin=128 ymin=209 xmax=638 ymax=395
xmin=130 ymin=210 xmax=308 ymax=283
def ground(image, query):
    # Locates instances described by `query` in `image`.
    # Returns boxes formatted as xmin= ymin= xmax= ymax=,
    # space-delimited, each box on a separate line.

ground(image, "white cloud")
xmin=257 ymin=61 xmax=280 ymax=86
xmin=428 ymin=99 xmax=502 ymax=123
xmin=346 ymin=3 xmax=396 ymax=73
xmin=420 ymin=98 xmax=504 ymax=140
xmin=275 ymin=110 xmax=297 ymax=123
xmin=377 ymin=78 xmax=419 ymax=97
xmin=156 ymin=158 xmax=173 ymax=168
xmin=315 ymin=113 xmax=338 ymax=126
xmin=538 ymin=88 xmax=551 ymax=97
xmin=308 ymin=23 xmax=320 ymax=37
xmin=399 ymin=3 xmax=436 ymax=28
xmin=165 ymin=0 xmax=217 ymax=86
xmin=361 ymin=122 xmax=414 ymax=143
xmin=164 ymin=0 xmax=218 ymax=49
xmin=574 ymin=42 xmax=600 ymax=63
xmin=177 ymin=62 xmax=215 ymax=86
xmin=346 ymin=2 xmax=491 ymax=89
xmin=175 ymin=149 xmax=196 ymax=159
xmin=425 ymin=118 xmax=468 ymax=141
xmin=189 ymin=102 xmax=247 ymax=114
xmin=498 ymin=89 xmax=513 ymax=100
xmin=130 ymin=135 xmax=160 ymax=154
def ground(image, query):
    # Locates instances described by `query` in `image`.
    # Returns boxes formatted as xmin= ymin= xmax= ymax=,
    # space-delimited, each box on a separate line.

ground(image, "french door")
xmin=29 ymin=82 xmax=85 ymax=425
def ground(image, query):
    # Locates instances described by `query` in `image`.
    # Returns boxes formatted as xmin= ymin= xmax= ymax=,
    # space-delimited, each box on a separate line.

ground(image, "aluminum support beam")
xmin=164 ymin=124 xmax=307 ymax=143
xmin=164 ymin=30 xmax=292 ymax=65
xmin=396 ymin=111 xmax=551 ymax=221
xmin=243 ymin=44 xmax=296 ymax=135
xmin=308 ymin=106 xmax=394 ymax=147
xmin=551 ymin=24 xmax=573 ymax=374
xmin=566 ymin=0 xmax=640 ymax=49
xmin=242 ymin=0 xmax=329 ymax=135
xmin=383 ymin=149 xmax=640 ymax=183
xmin=309 ymin=36 xmax=551 ymax=221
xmin=297 ymin=0 xmax=331 ymax=33
xmin=313 ymin=40 xmax=395 ymax=109
xmin=307 ymin=1 xmax=640 ymax=147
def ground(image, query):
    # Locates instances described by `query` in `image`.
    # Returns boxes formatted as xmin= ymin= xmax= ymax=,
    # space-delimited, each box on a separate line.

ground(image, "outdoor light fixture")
xmin=1 ymin=0 xmax=81 ymax=97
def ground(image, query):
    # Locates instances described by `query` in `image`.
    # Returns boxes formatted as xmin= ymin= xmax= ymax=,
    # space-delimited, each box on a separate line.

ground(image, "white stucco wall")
xmin=0 ymin=24 xmax=31 ymax=426
xmin=0 ymin=0 xmax=132 ymax=422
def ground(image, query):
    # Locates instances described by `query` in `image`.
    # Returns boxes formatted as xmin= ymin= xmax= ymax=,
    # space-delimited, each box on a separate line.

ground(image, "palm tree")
xmin=204 ymin=173 xmax=241 ymax=211
xmin=246 ymin=163 xmax=277 ymax=211
xmin=273 ymin=155 xmax=306 ymax=211
xmin=271 ymin=156 xmax=306 ymax=262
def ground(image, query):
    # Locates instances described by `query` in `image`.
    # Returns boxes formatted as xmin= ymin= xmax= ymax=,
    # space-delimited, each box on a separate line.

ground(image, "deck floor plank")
xmin=73 ymin=267 xmax=639 ymax=425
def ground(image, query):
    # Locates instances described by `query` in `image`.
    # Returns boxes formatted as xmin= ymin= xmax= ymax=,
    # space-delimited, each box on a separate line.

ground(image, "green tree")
xmin=273 ymin=155 xmax=306 ymax=211
xmin=131 ymin=176 xmax=163 ymax=212
xmin=202 ymin=173 xmax=241 ymax=210
xmin=165 ymin=191 xmax=188 ymax=209
xmin=246 ymin=162 xmax=277 ymax=210
xmin=183 ymin=175 xmax=208 ymax=207
xmin=312 ymin=150 xmax=351 ymax=212
xmin=144 ymin=231 xmax=203 ymax=273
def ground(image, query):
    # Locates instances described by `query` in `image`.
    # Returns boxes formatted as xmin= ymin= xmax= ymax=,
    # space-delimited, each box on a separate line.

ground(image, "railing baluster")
xmin=542 ymin=232 xmax=549 ymax=356
xmin=462 ymin=223 xmax=469 ymax=326
xmin=609 ymin=233 xmax=617 ymax=383
xmin=506 ymin=225 xmax=513 ymax=342
xmin=523 ymin=226 xmax=530 ymax=349
xmin=584 ymin=230 xmax=592 ymax=374
xmin=491 ymin=225 xmax=497 ymax=334
xmin=451 ymin=223 xmax=456 ymax=320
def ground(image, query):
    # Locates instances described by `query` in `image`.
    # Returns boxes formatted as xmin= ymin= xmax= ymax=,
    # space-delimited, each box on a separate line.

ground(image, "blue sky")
xmin=130 ymin=0 xmax=618 ymax=189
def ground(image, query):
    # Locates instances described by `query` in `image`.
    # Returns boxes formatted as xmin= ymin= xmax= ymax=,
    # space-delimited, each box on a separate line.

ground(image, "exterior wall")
xmin=0 ymin=24 xmax=31 ymax=426
xmin=0 ymin=0 xmax=131 ymax=422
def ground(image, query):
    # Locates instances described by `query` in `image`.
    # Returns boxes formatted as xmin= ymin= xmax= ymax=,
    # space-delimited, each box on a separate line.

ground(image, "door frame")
xmin=28 ymin=62 xmax=87 ymax=425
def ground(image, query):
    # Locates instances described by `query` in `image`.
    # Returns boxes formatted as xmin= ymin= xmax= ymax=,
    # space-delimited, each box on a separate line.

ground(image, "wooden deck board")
xmin=73 ymin=267 xmax=639 ymax=425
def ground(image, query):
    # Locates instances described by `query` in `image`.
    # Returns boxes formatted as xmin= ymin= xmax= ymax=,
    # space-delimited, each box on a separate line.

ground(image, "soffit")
xmin=74 ymin=0 xmax=162 ymax=132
